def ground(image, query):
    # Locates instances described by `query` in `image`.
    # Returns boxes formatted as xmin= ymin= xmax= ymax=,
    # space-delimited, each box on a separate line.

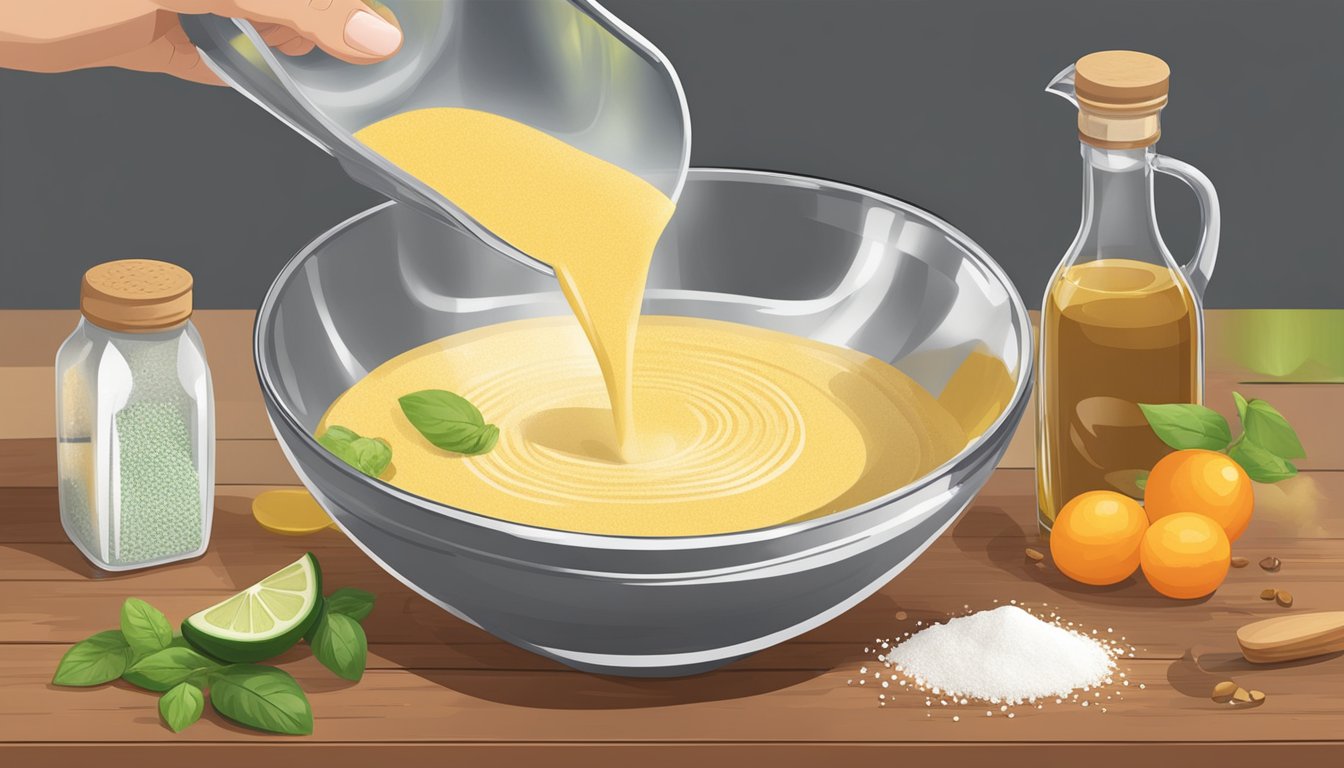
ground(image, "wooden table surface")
xmin=2 ymin=309 xmax=1342 ymax=766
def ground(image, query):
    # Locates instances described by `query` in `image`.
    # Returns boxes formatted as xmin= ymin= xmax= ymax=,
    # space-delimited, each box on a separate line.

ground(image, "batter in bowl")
xmin=323 ymin=107 xmax=981 ymax=536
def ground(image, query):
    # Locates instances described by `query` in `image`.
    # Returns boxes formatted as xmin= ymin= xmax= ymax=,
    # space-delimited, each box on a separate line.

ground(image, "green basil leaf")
xmin=326 ymin=587 xmax=376 ymax=623
xmin=310 ymin=612 xmax=368 ymax=682
xmin=398 ymin=390 xmax=499 ymax=455
xmin=159 ymin=682 xmax=205 ymax=733
xmin=52 ymin=630 xmax=133 ymax=686
xmin=120 ymin=598 xmax=173 ymax=660
xmin=1232 ymin=391 xmax=1249 ymax=424
xmin=210 ymin=665 xmax=313 ymax=735
xmin=123 ymin=646 xmax=222 ymax=692
xmin=1138 ymin=403 xmax=1232 ymax=451
xmin=1229 ymin=439 xmax=1299 ymax=484
xmin=1241 ymin=398 xmax=1306 ymax=460
xmin=318 ymin=425 xmax=392 ymax=478
xmin=320 ymin=425 xmax=362 ymax=444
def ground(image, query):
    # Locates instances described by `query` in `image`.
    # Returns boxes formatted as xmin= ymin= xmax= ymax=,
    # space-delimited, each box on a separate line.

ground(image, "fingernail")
xmin=344 ymin=10 xmax=402 ymax=56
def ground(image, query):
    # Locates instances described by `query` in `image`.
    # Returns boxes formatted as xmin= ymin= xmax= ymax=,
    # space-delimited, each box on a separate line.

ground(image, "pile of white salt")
xmin=886 ymin=605 xmax=1116 ymax=705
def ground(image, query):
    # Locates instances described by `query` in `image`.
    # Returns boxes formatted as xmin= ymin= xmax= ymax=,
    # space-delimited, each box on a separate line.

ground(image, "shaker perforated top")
xmin=80 ymin=259 xmax=193 ymax=332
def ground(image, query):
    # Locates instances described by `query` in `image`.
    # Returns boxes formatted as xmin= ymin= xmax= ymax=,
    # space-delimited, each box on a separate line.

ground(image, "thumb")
xmin=163 ymin=1 xmax=403 ymax=63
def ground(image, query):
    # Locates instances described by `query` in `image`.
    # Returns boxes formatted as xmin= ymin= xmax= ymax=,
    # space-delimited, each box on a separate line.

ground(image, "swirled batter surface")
xmin=320 ymin=316 xmax=968 ymax=536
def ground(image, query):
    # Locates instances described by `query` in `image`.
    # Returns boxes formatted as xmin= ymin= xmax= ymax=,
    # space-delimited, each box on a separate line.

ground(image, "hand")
xmin=0 ymin=1 xmax=403 ymax=85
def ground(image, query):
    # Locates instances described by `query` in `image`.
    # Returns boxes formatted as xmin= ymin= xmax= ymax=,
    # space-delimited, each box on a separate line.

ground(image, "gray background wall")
xmin=1 ymin=0 xmax=1340 ymax=309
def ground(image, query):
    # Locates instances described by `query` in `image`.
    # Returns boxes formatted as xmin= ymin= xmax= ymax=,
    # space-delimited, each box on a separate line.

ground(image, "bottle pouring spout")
xmin=1043 ymin=54 xmax=1218 ymax=300
xmin=1044 ymin=64 xmax=1079 ymax=107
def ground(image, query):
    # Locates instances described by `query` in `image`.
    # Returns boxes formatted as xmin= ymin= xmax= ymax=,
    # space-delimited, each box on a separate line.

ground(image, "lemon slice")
xmin=182 ymin=553 xmax=322 ymax=662
xmin=252 ymin=490 xmax=337 ymax=535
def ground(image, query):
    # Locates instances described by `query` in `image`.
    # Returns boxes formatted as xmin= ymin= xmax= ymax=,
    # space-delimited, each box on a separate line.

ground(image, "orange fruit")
xmin=1144 ymin=449 xmax=1254 ymax=541
xmin=1049 ymin=490 xmax=1149 ymax=586
xmin=1139 ymin=512 xmax=1230 ymax=599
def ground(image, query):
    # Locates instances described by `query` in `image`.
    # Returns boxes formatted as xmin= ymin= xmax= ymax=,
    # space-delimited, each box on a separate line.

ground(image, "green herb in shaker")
xmin=56 ymin=260 xmax=215 ymax=570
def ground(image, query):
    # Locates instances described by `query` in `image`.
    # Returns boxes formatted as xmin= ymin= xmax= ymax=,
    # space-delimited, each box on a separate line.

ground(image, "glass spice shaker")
xmin=56 ymin=259 xmax=215 ymax=570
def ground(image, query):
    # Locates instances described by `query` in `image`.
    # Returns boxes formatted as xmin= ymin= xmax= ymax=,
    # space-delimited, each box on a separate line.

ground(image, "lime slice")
xmin=252 ymin=490 xmax=337 ymax=535
xmin=182 ymin=553 xmax=323 ymax=662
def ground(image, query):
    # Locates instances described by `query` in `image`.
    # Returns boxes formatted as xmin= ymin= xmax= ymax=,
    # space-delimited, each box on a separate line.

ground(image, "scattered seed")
xmin=1025 ymin=547 xmax=1045 ymax=562
xmin=1260 ymin=557 xmax=1281 ymax=572
xmin=895 ymin=611 xmax=908 ymax=621
xmin=1232 ymin=687 xmax=1252 ymax=703
xmin=1230 ymin=556 xmax=1249 ymax=568
xmin=1212 ymin=681 xmax=1238 ymax=703
xmin=1276 ymin=591 xmax=1294 ymax=608
xmin=1260 ymin=588 xmax=1278 ymax=601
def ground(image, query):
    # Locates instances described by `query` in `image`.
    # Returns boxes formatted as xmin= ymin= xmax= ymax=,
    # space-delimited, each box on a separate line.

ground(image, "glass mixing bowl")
xmin=256 ymin=168 xmax=1033 ymax=676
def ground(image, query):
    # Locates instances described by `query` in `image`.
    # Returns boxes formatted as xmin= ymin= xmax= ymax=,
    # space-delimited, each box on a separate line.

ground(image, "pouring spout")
xmin=1045 ymin=64 xmax=1079 ymax=107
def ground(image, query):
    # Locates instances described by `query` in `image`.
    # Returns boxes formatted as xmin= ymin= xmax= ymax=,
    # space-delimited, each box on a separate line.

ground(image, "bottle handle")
xmin=1152 ymin=155 xmax=1220 ymax=298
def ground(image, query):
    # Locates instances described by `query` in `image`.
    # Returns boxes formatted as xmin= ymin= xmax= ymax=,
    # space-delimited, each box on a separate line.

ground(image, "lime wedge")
xmin=182 ymin=553 xmax=323 ymax=662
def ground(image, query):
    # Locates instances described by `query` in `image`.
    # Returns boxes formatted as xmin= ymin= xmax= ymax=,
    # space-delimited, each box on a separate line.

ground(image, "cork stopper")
xmin=1073 ymin=51 xmax=1170 ymax=149
xmin=81 ymin=259 xmax=193 ymax=332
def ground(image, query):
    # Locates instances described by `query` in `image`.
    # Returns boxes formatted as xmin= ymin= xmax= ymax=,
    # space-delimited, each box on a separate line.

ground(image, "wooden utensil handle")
xmin=1237 ymin=611 xmax=1344 ymax=664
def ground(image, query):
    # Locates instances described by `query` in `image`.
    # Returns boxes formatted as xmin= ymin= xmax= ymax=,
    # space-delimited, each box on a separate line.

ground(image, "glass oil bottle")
xmin=1037 ymin=51 xmax=1220 ymax=530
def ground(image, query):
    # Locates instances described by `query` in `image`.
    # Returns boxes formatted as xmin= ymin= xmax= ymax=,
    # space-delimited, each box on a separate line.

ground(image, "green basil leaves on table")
xmin=1239 ymin=398 xmax=1306 ymax=460
xmin=325 ymin=587 xmax=377 ymax=622
xmin=398 ymin=389 xmax=499 ymax=455
xmin=159 ymin=682 xmax=205 ymax=733
xmin=318 ymin=425 xmax=393 ymax=477
xmin=123 ymin=646 xmax=222 ymax=692
xmin=1232 ymin=391 xmax=1249 ymax=423
xmin=52 ymin=630 xmax=134 ymax=686
xmin=1229 ymin=439 xmax=1299 ymax=484
xmin=51 ymin=562 xmax=376 ymax=735
xmin=1141 ymin=392 xmax=1305 ymax=484
xmin=210 ymin=665 xmax=314 ymax=736
xmin=120 ymin=598 xmax=173 ymax=659
xmin=1137 ymin=403 xmax=1232 ymax=451
xmin=309 ymin=612 xmax=368 ymax=682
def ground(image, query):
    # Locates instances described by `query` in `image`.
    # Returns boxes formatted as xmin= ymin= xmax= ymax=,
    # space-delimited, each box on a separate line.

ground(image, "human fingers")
xmin=160 ymin=1 xmax=402 ymax=63
xmin=101 ymin=12 xmax=225 ymax=85
xmin=253 ymin=23 xmax=317 ymax=57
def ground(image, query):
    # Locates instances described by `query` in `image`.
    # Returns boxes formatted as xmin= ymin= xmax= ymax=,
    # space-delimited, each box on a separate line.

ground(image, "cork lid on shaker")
xmin=80 ymin=259 xmax=194 ymax=332
xmin=1072 ymin=51 xmax=1171 ymax=149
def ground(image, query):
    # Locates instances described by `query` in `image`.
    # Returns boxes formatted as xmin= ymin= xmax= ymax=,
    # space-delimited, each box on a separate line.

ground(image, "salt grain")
xmin=885 ymin=606 xmax=1115 ymax=705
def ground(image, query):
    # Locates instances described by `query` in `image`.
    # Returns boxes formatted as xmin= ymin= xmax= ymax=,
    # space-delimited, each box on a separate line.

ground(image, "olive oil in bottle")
xmin=1037 ymin=51 xmax=1220 ymax=530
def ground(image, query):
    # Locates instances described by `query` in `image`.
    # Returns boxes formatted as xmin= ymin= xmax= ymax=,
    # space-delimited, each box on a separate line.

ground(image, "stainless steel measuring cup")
xmin=182 ymin=0 xmax=692 ymax=275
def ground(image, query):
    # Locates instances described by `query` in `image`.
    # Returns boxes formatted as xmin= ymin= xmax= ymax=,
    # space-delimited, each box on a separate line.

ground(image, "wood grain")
xmin=6 ymin=744 xmax=1344 ymax=768
xmin=6 ymin=643 xmax=1344 ymax=745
